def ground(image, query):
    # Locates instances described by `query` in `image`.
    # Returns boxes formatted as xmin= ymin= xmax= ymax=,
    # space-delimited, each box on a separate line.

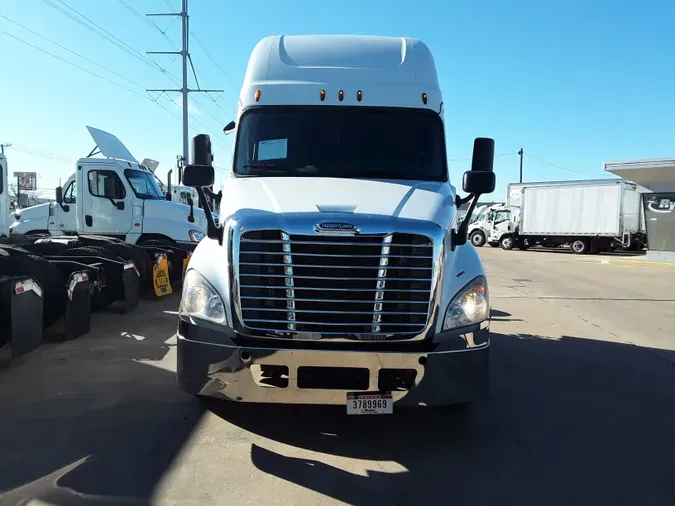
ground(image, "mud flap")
xmin=1 ymin=277 xmax=44 ymax=359
xmin=122 ymin=262 xmax=141 ymax=314
xmin=64 ymin=271 xmax=91 ymax=340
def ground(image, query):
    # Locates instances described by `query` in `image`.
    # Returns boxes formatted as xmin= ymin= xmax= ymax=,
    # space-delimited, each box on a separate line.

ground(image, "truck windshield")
xmin=234 ymin=107 xmax=447 ymax=181
xmin=124 ymin=169 xmax=164 ymax=199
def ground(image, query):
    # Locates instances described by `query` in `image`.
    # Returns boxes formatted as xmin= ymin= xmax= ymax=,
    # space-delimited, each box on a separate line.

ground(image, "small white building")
xmin=604 ymin=158 xmax=675 ymax=259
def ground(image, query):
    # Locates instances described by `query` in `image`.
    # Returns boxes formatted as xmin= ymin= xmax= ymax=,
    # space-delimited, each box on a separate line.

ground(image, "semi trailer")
xmin=176 ymin=35 xmax=497 ymax=414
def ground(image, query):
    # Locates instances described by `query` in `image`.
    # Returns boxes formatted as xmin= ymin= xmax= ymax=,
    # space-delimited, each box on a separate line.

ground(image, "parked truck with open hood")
xmin=176 ymin=35 xmax=496 ymax=414
xmin=9 ymin=127 xmax=207 ymax=250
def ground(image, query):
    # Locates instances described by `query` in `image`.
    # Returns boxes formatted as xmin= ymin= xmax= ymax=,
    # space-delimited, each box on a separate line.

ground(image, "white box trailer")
xmin=490 ymin=180 xmax=645 ymax=253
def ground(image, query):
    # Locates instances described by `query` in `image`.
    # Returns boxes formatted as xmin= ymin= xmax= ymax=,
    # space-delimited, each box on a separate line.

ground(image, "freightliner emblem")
xmin=315 ymin=222 xmax=359 ymax=234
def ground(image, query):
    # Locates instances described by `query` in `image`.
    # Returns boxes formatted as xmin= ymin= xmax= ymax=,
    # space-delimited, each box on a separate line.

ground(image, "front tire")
xmin=500 ymin=235 xmax=514 ymax=250
xmin=470 ymin=231 xmax=486 ymax=247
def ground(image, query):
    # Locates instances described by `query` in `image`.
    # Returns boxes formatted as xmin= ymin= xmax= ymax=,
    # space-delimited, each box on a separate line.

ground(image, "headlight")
xmin=179 ymin=269 xmax=226 ymax=324
xmin=189 ymin=229 xmax=205 ymax=242
xmin=442 ymin=275 xmax=489 ymax=331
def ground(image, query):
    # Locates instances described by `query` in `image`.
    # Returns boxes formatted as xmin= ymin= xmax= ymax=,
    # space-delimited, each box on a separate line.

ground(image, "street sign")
xmin=13 ymin=171 xmax=36 ymax=191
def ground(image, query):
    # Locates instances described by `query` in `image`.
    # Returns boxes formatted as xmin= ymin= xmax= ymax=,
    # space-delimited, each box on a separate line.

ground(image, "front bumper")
xmin=177 ymin=319 xmax=490 ymax=407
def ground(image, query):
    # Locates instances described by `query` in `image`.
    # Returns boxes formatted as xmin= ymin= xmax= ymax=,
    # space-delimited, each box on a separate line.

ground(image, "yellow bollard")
xmin=182 ymin=252 xmax=192 ymax=284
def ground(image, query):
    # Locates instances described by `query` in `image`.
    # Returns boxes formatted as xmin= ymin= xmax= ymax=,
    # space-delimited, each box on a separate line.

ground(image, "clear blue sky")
xmin=1 ymin=0 xmax=674 ymax=200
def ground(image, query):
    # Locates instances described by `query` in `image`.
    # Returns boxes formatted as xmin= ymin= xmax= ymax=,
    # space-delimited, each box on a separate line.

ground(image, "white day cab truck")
xmin=176 ymin=35 xmax=497 ymax=415
xmin=467 ymin=202 xmax=504 ymax=247
xmin=488 ymin=179 xmax=646 ymax=253
xmin=9 ymin=127 xmax=207 ymax=251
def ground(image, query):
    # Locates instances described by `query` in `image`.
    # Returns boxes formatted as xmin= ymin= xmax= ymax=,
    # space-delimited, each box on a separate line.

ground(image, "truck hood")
xmin=142 ymin=199 xmax=207 ymax=231
xmin=220 ymin=177 xmax=456 ymax=228
xmin=11 ymin=202 xmax=51 ymax=222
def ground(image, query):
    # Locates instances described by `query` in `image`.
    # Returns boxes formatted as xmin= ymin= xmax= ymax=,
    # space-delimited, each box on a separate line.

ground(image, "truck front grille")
xmin=237 ymin=230 xmax=434 ymax=339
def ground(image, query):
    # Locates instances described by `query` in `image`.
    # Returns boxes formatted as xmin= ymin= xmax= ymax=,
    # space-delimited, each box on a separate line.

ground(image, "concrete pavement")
xmin=1 ymin=247 xmax=674 ymax=505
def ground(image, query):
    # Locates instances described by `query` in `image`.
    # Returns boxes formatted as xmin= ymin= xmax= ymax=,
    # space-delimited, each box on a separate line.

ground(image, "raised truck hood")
xmin=142 ymin=199 xmax=207 ymax=231
xmin=220 ymin=177 xmax=456 ymax=229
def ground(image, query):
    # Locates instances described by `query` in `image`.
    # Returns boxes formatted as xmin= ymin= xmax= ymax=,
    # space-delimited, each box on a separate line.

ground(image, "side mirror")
xmin=453 ymin=137 xmax=497 ymax=248
xmin=183 ymin=134 xmax=215 ymax=188
xmin=184 ymin=134 xmax=220 ymax=241
xmin=463 ymin=137 xmax=496 ymax=195
xmin=55 ymin=186 xmax=63 ymax=204
xmin=463 ymin=171 xmax=496 ymax=195
xmin=223 ymin=121 xmax=236 ymax=135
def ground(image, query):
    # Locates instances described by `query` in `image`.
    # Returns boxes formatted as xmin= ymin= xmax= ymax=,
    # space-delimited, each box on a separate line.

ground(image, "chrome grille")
xmin=237 ymin=230 xmax=434 ymax=339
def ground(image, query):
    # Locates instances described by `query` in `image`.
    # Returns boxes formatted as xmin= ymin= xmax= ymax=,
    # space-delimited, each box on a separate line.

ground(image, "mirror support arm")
xmin=196 ymin=187 xmax=222 ymax=243
xmin=452 ymin=193 xmax=481 ymax=250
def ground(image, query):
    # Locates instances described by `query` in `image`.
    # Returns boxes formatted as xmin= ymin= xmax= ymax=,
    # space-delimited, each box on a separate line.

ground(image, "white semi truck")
xmin=489 ymin=179 xmax=645 ymax=253
xmin=176 ymin=35 xmax=497 ymax=414
xmin=9 ymin=127 xmax=207 ymax=250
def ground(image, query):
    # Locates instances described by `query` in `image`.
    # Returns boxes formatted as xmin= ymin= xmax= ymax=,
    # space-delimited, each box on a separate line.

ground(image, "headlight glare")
xmin=443 ymin=276 xmax=489 ymax=330
xmin=180 ymin=269 xmax=225 ymax=324
xmin=189 ymin=229 xmax=205 ymax=242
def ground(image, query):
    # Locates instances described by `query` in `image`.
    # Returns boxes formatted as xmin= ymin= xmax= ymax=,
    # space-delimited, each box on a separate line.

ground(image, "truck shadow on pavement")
xmin=0 ymin=296 xmax=204 ymax=506
xmin=208 ymin=333 xmax=675 ymax=506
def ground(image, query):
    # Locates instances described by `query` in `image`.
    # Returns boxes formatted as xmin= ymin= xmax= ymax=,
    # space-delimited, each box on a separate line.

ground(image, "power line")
xmin=40 ymin=0 xmax=165 ymax=73
xmin=0 ymin=14 xmax=147 ymax=91
xmin=0 ymin=27 xmax=228 ymax=150
xmin=12 ymin=145 xmax=77 ymax=163
xmin=0 ymin=29 xmax=151 ymax=101
xmin=525 ymin=153 xmax=604 ymax=176
xmin=153 ymin=94 xmax=231 ymax=154
xmin=116 ymin=0 xmax=179 ymax=51
xmin=115 ymin=0 xmax=238 ymax=116
xmin=447 ymin=152 xmax=518 ymax=162
xmin=189 ymin=29 xmax=240 ymax=93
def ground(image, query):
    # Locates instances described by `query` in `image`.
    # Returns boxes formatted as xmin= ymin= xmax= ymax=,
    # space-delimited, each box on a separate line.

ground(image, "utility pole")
xmin=147 ymin=0 xmax=222 ymax=184
xmin=518 ymin=148 xmax=524 ymax=183
xmin=0 ymin=143 xmax=11 ymax=154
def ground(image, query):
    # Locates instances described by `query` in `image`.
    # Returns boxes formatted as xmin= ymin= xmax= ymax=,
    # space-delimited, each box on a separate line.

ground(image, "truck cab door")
xmin=489 ymin=210 xmax=513 ymax=241
xmin=79 ymin=165 xmax=133 ymax=235
xmin=53 ymin=179 xmax=77 ymax=233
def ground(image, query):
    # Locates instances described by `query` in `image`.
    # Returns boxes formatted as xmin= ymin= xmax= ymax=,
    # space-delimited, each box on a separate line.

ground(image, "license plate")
xmin=346 ymin=392 xmax=393 ymax=415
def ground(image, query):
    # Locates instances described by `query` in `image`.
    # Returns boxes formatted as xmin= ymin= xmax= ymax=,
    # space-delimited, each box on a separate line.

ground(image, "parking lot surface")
xmin=1 ymin=247 xmax=674 ymax=505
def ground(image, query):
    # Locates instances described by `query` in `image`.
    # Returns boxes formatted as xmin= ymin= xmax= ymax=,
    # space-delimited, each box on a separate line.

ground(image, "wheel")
xmin=500 ymin=235 xmax=514 ymax=250
xmin=571 ymin=239 xmax=588 ymax=254
xmin=469 ymin=231 xmax=486 ymax=247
